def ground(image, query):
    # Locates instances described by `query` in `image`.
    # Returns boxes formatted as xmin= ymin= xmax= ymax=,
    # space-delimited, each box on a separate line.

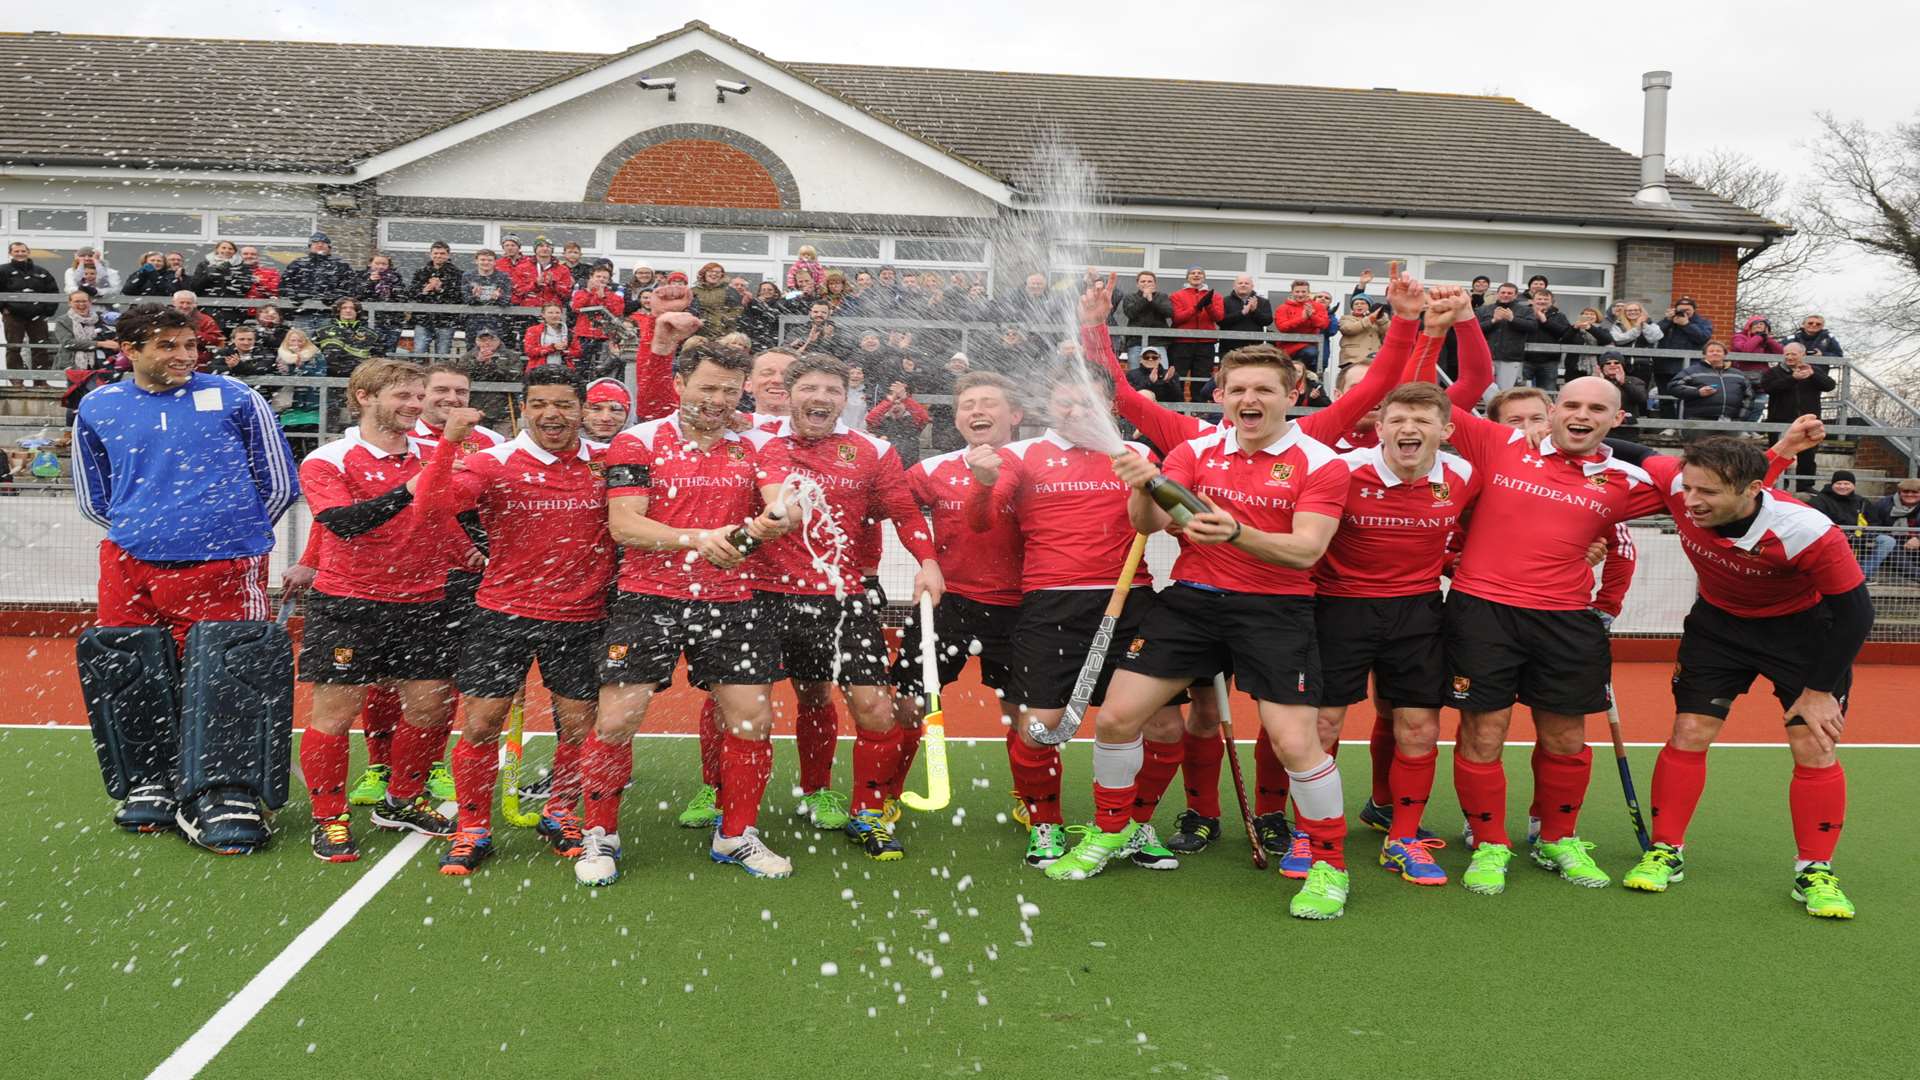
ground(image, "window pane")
xmin=789 ymin=235 xmax=881 ymax=260
xmin=700 ymin=232 xmax=770 ymax=256
xmin=216 ymin=213 xmax=314 ymax=238
xmin=614 ymin=228 xmax=685 ymax=252
xmin=107 ymin=211 xmax=203 ymax=236
xmin=1263 ymin=252 xmax=1331 ymax=277
xmin=386 ymin=220 xmax=485 ymax=245
xmin=1056 ymin=242 xmax=1146 ymax=269
xmin=18 ymin=208 xmax=89 ymax=232
xmin=1340 ymin=255 xmax=1405 ymax=278
xmin=1159 ymin=247 xmax=1247 ymax=273
xmin=1425 ymin=259 xmax=1509 ymax=284
xmin=1522 ymin=264 xmax=1606 ymax=289
xmin=1554 ymin=293 xmax=1609 ymax=317
xmin=501 ymin=224 xmax=598 ymax=250
xmin=895 ymin=238 xmax=987 ymax=264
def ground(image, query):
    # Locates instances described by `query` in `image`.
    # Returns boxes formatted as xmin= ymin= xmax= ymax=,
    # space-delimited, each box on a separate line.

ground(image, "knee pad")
xmin=181 ymin=618 xmax=295 ymax=810
xmin=77 ymin=627 xmax=181 ymax=800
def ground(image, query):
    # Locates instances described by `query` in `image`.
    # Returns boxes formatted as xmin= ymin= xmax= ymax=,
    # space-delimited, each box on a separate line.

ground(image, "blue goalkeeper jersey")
xmin=72 ymin=372 xmax=299 ymax=561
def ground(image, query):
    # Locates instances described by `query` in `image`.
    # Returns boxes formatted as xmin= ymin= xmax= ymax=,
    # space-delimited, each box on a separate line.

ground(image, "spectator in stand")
xmin=1786 ymin=313 xmax=1844 ymax=358
xmin=1166 ymin=267 xmax=1224 ymax=399
xmin=70 ymin=262 xmax=106 ymax=298
xmin=523 ymin=238 xmax=573 ymax=314
xmin=866 ymin=378 xmax=930 ymax=463
xmin=786 ymin=300 xmax=843 ymax=357
xmin=524 ymin=302 xmax=581 ymax=371
xmin=558 ymin=241 xmax=586 ymax=280
xmin=1469 ymin=275 xmax=1492 ymax=311
xmin=1 ymin=241 xmax=59 ymax=376
xmin=188 ymin=241 xmax=251 ymax=329
xmin=1127 ymin=345 xmax=1183 ymax=400
xmin=1653 ymin=296 xmax=1714 ymax=413
xmin=51 ymin=288 xmax=120 ymax=368
xmin=122 ymin=251 xmax=178 ymax=298
xmin=1729 ymin=315 xmax=1785 ymax=422
xmin=1335 ymin=294 xmax=1386 ymax=368
xmin=280 ymin=233 xmax=355 ymax=328
xmin=407 ymin=241 xmax=463 ymax=358
xmin=212 ymin=323 xmax=273 ymax=377
xmin=820 ymin=270 xmax=855 ymax=315
xmin=1760 ymin=342 xmax=1837 ymax=491
xmin=1607 ymin=298 xmax=1664 ymax=391
xmin=252 ymin=303 xmax=288 ymax=354
xmin=1119 ymin=270 xmax=1173 ymax=355
xmin=236 ymin=246 xmax=281 ymax=312
xmin=463 ymin=330 xmax=520 ymax=426
xmin=274 ymin=326 xmax=325 ymax=427
xmin=1867 ymin=479 xmax=1920 ymax=580
xmin=690 ymin=262 xmax=744 ymax=336
xmin=1520 ymin=288 xmax=1574 ymax=389
xmin=785 ymin=265 xmax=821 ymax=304
xmin=1313 ymin=288 xmax=1342 ymax=368
xmin=1270 ymin=279 xmax=1329 ymax=368
xmin=1219 ymin=272 xmax=1274 ymax=352
xmin=168 ymin=290 xmax=225 ymax=369
xmin=739 ymin=280 xmax=785 ymax=352
xmin=568 ymin=265 xmax=625 ymax=370
xmin=842 ymin=362 xmax=870 ymax=432
xmin=496 ymin=234 xmax=533 ymax=334
xmin=1562 ymin=305 xmax=1611 ymax=384
xmin=64 ymin=246 xmax=120 ymax=294
xmin=1809 ymin=470 xmax=1895 ymax=576
xmin=164 ymin=251 xmax=190 ymax=289
xmin=313 ymin=296 xmax=381 ymax=377
xmin=1525 ymin=273 xmax=1549 ymax=297
xmin=351 ymin=251 xmax=406 ymax=353
xmin=1477 ymin=281 xmax=1540 ymax=390
xmin=462 ymin=247 xmax=513 ymax=342
xmin=1598 ymin=352 xmax=1649 ymax=426
xmin=786 ymin=245 xmax=825 ymax=292
xmin=998 ymin=272 xmax=1056 ymax=328
xmin=1667 ymin=340 xmax=1754 ymax=425
xmin=853 ymin=328 xmax=886 ymax=371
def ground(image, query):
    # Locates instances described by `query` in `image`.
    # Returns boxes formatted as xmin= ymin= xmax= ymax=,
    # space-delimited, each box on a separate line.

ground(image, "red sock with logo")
xmin=796 ymin=702 xmax=839 ymax=793
xmin=1369 ymin=714 xmax=1395 ymax=806
xmin=698 ymin=697 xmax=724 ymax=788
xmin=387 ymin=719 xmax=440 ymax=802
xmin=1130 ymin=737 xmax=1185 ymax=823
xmin=719 ymin=734 xmax=773 ymax=836
xmin=581 ymin=732 xmax=633 ymax=836
xmin=1649 ymin=744 xmax=1709 ymax=848
xmin=1295 ymin=814 xmax=1347 ymax=870
xmin=1254 ymin=735 xmax=1290 ymax=816
xmin=891 ymin=723 xmax=926 ymax=799
xmin=1790 ymin=762 xmax=1847 ymax=862
xmin=361 ymin=688 xmax=401 ymax=767
xmin=1388 ymin=748 xmax=1437 ymax=839
xmin=1453 ymin=755 xmax=1510 ymax=847
xmin=1181 ymin=731 xmax=1225 ymax=817
xmin=1533 ymin=747 xmax=1592 ymax=842
xmin=545 ymin=738 xmax=583 ymax=819
xmin=1006 ymin=729 xmax=1063 ymax=825
xmin=451 ymin=738 xmax=498 ymax=832
xmin=301 ymin=729 xmax=350 ymax=820
xmin=1094 ymin=783 xmax=1134 ymax=834
xmin=852 ymin=725 xmax=905 ymax=813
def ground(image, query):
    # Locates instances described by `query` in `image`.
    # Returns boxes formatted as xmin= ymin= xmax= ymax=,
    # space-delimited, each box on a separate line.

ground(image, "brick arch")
xmin=584 ymin=124 xmax=800 ymax=211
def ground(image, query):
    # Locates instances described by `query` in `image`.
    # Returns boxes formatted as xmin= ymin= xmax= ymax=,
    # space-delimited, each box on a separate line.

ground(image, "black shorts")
xmin=1316 ymin=592 xmax=1447 ymax=708
xmin=442 ymin=569 xmax=483 ymax=632
xmin=891 ymin=592 xmax=1018 ymax=697
xmin=762 ymin=591 xmax=892 ymax=687
xmin=297 ymin=592 xmax=459 ymax=684
xmin=457 ymin=607 xmax=603 ymax=702
xmin=1011 ymin=587 xmax=1159 ymax=711
xmin=1673 ymin=598 xmax=1854 ymax=721
xmin=1443 ymin=591 xmax=1610 ymax=715
xmin=1121 ymin=584 xmax=1320 ymax=706
xmin=600 ymin=593 xmax=779 ymax=688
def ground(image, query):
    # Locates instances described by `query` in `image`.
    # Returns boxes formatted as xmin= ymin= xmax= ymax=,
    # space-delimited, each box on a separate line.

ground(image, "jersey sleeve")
xmin=1446 ymin=315 xmax=1496 ymax=408
xmin=1295 ymin=456 xmax=1351 ymax=518
xmin=1593 ymin=523 xmax=1637 ymax=616
xmin=1300 ymin=316 xmax=1417 ymax=439
xmin=70 ymin=410 xmax=112 ymax=528
xmin=236 ymin=384 xmax=299 ymax=524
xmin=1796 ymin=527 xmax=1868 ymax=595
xmin=1084 ymin=323 xmax=1210 ymax=453
xmin=965 ymin=448 xmax=1020 ymax=533
xmin=905 ymin=461 xmax=935 ymax=509
xmin=1443 ymin=406 xmax=1518 ymax=466
xmin=1160 ymin=440 xmax=1198 ymax=489
xmin=298 ymin=455 xmax=352 ymax=514
xmin=603 ymin=433 xmax=656 ymax=498
xmin=872 ymin=446 xmax=936 ymax=561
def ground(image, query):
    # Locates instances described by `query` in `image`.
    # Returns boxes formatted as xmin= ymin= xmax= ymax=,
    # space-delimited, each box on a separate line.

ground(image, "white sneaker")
xmin=710 ymin=825 xmax=793 ymax=878
xmin=574 ymin=826 xmax=622 ymax=886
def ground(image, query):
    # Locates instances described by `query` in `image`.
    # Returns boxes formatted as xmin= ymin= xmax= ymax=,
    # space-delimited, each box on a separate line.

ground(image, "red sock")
xmin=1534 ymin=747 xmax=1592 ymax=842
xmin=361 ymin=688 xmax=401 ymax=767
xmin=796 ymin=702 xmax=839 ymax=793
xmin=1790 ymin=762 xmax=1847 ymax=863
xmin=301 ymin=728 xmax=350 ymax=820
xmin=1296 ymin=813 xmax=1346 ymax=870
xmin=546 ymin=738 xmax=583 ymax=819
xmin=891 ymin=724 xmax=926 ymax=799
xmin=1388 ymin=748 xmax=1438 ymax=839
xmin=1453 ymin=755 xmax=1510 ymax=847
xmin=852 ymin=725 xmax=906 ymax=813
xmin=1254 ymin=734 xmax=1290 ymax=816
xmin=387 ymin=719 xmax=440 ymax=801
xmin=1006 ymin=730 xmax=1063 ymax=825
xmin=451 ymin=738 xmax=499 ymax=832
xmin=1131 ymin=738 xmax=1184 ymax=823
xmin=1368 ymin=714 xmax=1395 ymax=806
xmin=429 ymin=715 xmax=453 ymax=766
xmin=1649 ymin=743 xmax=1709 ymax=848
xmin=1094 ymin=782 xmax=1134 ymax=834
xmin=1527 ymin=742 xmax=1545 ymax=821
xmin=580 ymin=732 xmax=633 ymax=835
xmin=1181 ymin=731 xmax=1225 ymax=817
xmin=719 ymin=734 xmax=773 ymax=835
xmin=698 ymin=697 xmax=724 ymax=788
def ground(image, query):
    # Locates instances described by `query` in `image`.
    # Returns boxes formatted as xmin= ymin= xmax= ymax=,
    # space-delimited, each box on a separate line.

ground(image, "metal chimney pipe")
xmin=1633 ymin=70 xmax=1674 ymax=208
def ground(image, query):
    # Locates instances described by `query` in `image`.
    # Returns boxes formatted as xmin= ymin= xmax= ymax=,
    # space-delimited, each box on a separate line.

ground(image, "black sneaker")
xmin=1359 ymin=797 xmax=1438 ymax=841
xmin=370 ymin=794 xmax=455 ymax=837
xmin=845 ymin=809 xmax=904 ymax=861
xmin=312 ymin=814 xmax=360 ymax=862
xmin=176 ymin=786 xmax=270 ymax=854
xmin=536 ymin=812 xmax=585 ymax=858
xmin=516 ymin=770 xmax=553 ymax=803
xmin=438 ymin=829 xmax=495 ymax=876
xmin=114 ymin=783 xmax=178 ymax=834
xmin=1167 ymin=809 xmax=1220 ymax=854
xmin=1254 ymin=811 xmax=1292 ymax=857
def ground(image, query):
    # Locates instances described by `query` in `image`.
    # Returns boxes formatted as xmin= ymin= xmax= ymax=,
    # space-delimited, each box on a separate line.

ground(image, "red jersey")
xmin=1640 ymin=457 xmax=1863 ymax=617
xmin=752 ymin=422 xmax=934 ymax=597
xmin=605 ymin=414 xmax=775 ymax=603
xmin=1159 ymin=425 xmax=1348 ymax=595
xmin=299 ymin=433 xmax=449 ymax=603
xmin=906 ymin=447 xmax=1023 ymax=607
xmin=969 ymin=430 xmax=1158 ymax=594
xmin=423 ymin=432 xmax=615 ymax=622
xmin=1447 ymin=411 xmax=1664 ymax=611
xmin=1316 ymin=445 xmax=1476 ymax=598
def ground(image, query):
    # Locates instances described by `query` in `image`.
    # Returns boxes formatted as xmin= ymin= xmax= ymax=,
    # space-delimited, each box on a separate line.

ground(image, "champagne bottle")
xmin=1143 ymin=474 xmax=1210 ymax=526
xmin=726 ymin=523 xmax=761 ymax=557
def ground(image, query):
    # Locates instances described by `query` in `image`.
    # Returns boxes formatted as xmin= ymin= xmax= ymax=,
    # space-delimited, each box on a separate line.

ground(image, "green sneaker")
xmin=1024 ymin=822 xmax=1067 ymax=868
xmin=426 ymin=760 xmax=455 ymax=802
xmin=1792 ymin=863 xmax=1856 ymax=920
xmin=1622 ymin=843 xmax=1685 ymax=893
xmin=1125 ymin=822 xmax=1181 ymax=870
xmin=1462 ymin=842 xmax=1514 ymax=895
xmin=347 ymin=764 xmax=390 ymax=806
xmin=1531 ymin=836 xmax=1611 ymax=888
xmin=1288 ymin=860 xmax=1350 ymax=920
xmin=1045 ymin=822 xmax=1139 ymax=881
xmin=676 ymin=785 xmax=720 ymax=829
xmin=796 ymin=789 xmax=850 ymax=830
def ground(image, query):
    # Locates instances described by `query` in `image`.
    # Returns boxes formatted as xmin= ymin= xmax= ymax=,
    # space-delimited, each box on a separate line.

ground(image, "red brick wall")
xmin=1670 ymin=242 xmax=1739 ymax=337
xmin=603 ymin=140 xmax=783 ymax=209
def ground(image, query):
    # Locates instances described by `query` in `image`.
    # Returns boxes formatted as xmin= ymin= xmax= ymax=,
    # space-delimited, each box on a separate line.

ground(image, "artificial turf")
xmin=6 ymin=728 xmax=1915 ymax=1079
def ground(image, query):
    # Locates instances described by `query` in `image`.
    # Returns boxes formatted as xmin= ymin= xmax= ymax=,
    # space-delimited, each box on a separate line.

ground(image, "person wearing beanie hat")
xmin=583 ymin=377 xmax=632 ymax=442
xmin=281 ymin=231 xmax=353 ymax=324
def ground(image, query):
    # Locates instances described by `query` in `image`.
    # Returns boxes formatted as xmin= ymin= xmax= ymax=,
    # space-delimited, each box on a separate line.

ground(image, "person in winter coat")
xmin=1785 ymin=314 xmax=1844 ymax=358
xmin=274 ymin=326 xmax=325 ymax=426
xmin=1127 ymin=346 xmax=1184 ymax=400
xmin=464 ymin=330 xmax=522 ymax=426
xmin=1730 ymin=315 xmax=1784 ymax=365
xmin=1666 ymin=341 xmax=1754 ymax=422
xmin=1118 ymin=270 xmax=1174 ymax=354
xmin=1651 ymin=296 xmax=1714 ymax=412
xmin=279 ymin=232 xmax=356 ymax=316
xmin=211 ymin=323 xmax=275 ymax=377
xmin=1521 ymin=289 xmax=1575 ymax=389
xmin=64 ymin=247 xmax=120 ymax=295
xmin=1560 ymin=306 xmax=1612 ymax=384
xmin=188 ymin=241 xmax=253 ymax=329
xmin=50 ymin=288 xmax=120 ymax=368
xmin=738 ymin=280 xmax=786 ymax=352
xmin=1166 ymin=267 xmax=1224 ymax=396
xmin=462 ymin=248 xmax=515 ymax=343
xmin=1271 ymin=279 xmax=1330 ymax=364
xmin=121 ymin=252 xmax=180 ymax=298
xmin=168 ymin=290 xmax=226 ymax=370
xmin=408 ymin=242 xmax=464 ymax=357
xmin=689 ymin=262 xmax=745 ymax=337
xmin=519 ymin=239 xmax=574 ymax=312
xmin=351 ymin=252 xmax=407 ymax=352
xmin=865 ymin=379 xmax=930 ymax=464
xmin=1808 ymin=470 xmax=1886 ymax=532
xmin=236 ymin=246 xmax=282 ymax=314
xmin=1607 ymin=300 xmax=1664 ymax=383
xmin=1477 ymin=282 xmax=1540 ymax=389
xmin=523 ymin=302 xmax=582 ymax=371
xmin=1760 ymin=343 xmax=1838 ymax=490
xmin=569 ymin=264 xmax=625 ymax=369
xmin=785 ymin=245 xmax=826 ymax=293
xmin=1866 ymin=479 xmax=1920 ymax=579
xmin=1336 ymin=295 xmax=1387 ymax=367
xmin=251 ymin=304 xmax=288 ymax=355
xmin=313 ymin=296 xmax=382 ymax=377
xmin=1220 ymin=272 xmax=1275 ymax=351
xmin=1 ymin=242 xmax=60 ymax=373
xmin=1598 ymin=352 xmax=1649 ymax=425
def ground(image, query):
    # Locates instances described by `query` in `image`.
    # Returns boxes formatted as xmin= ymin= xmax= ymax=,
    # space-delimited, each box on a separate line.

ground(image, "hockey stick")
xmin=499 ymin=700 xmax=540 ymax=828
xmin=1029 ymin=532 xmax=1149 ymax=746
xmin=1213 ymin=674 xmax=1267 ymax=870
xmin=899 ymin=592 xmax=950 ymax=812
xmin=1605 ymin=686 xmax=1651 ymax=852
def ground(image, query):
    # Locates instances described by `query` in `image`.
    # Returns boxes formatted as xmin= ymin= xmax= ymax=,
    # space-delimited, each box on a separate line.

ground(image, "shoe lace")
xmin=128 ymin=783 xmax=172 ymax=804
xmin=1394 ymin=837 xmax=1446 ymax=865
xmin=1645 ymin=844 xmax=1682 ymax=868
xmin=1801 ymin=867 xmax=1844 ymax=899
xmin=1304 ymin=861 xmax=1341 ymax=892
xmin=322 ymin=816 xmax=352 ymax=845
xmin=1174 ymin=809 xmax=1203 ymax=834
xmin=447 ymin=829 xmax=486 ymax=858
xmin=807 ymin=789 xmax=849 ymax=816
xmin=1552 ymin=837 xmax=1600 ymax=868
xmin=1472 ymin=842 xmax=1514 ymax=868
xmin=692 ymin=786 xmax=718 ymax=810
xmin=580 ymin=827 xmax=610 ymax=860
xmin=554 ymin=813 xmax=583 ymax=845
xmin=1287 ymin=830 xmax=1312 ymax=861
xmin=856 ymin=811 xmax=896 ymax=846
xmin=1029 ymin=822 xmax=1062 ymax=850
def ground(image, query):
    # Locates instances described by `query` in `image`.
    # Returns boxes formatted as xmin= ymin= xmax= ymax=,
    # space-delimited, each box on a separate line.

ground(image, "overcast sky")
xmin=15 ymin=0 xmax=1910 ymax=342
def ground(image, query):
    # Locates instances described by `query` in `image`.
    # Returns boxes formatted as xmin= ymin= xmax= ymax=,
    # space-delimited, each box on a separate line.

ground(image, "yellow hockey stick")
xmin=899 ymin=592 xmax=950 ymax=812
xmin=499 ymin=700 xmax=540 ymax=827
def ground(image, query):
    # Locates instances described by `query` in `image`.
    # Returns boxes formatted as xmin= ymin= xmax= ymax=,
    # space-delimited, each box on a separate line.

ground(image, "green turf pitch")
xmin=5 ymin=730 xmax=1915 ymax=1079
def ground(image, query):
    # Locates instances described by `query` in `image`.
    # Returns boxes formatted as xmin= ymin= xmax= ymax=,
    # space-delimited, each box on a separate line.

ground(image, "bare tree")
xmin=1800 ymin=112 xmax=1920 ymax=355
xmin=1673 ymin=149 xmax=1828 ymax=323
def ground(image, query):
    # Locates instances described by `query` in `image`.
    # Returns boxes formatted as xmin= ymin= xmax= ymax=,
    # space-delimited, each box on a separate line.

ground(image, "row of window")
xmin=379 ymin=219 xmax=991 ymax=267
xmin=4 ymin=206 xmax=316 ymax=240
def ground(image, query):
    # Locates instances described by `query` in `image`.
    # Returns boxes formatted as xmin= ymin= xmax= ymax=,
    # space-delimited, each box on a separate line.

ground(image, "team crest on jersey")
xmin=837 ymin=444 xmax=858 ymax=465
xmin=461 ymin=439 xmax=481 ymax=454
xmin=1430 ymin=481 xmax=1451 ymax=501
xmin=1270 ymin=462 xmax=1294 ymax=482
xmin=1450 ymin=675 xmax=1471 ymax=696
xmin=728 ymin=444 xmax=747 ymax=460
xmin=332 ymin=647 xmax=354 ymax=669
xmin=606 ymin=643 xmax=629 ymax=663
xmin=1586 ymin=474 xmax=1609 ymax=489
xmin=1127 ymin=637 xmax=1147 ymax=659
xmin=587 ymin=460 xmax=605 ymax=477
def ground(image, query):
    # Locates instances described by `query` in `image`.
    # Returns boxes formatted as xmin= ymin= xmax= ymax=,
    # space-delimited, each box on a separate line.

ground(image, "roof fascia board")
xmin=0 ymin=166 xmax=332 ymax=184
xmin=1092 ymin=202 xmax=1772 ymax=244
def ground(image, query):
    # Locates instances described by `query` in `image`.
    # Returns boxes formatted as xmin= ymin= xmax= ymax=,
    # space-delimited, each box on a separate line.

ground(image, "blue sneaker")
xmin=1380 ymin=836 xmax=1449 ymax=886
xmin=1360 ymin=798 xmax=1438 ymax=840
xmin=845 ymin=809 xmax=904 ymax=861
xmin=1279 ymin=828 xmax=1315 ymax=879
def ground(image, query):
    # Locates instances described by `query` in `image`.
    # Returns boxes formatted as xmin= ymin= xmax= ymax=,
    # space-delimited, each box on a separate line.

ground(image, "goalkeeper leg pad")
xmin=77 ymin=627 xmax=181 ymax=831
xmin=176 ymin=620 xmax=294 ymax=853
